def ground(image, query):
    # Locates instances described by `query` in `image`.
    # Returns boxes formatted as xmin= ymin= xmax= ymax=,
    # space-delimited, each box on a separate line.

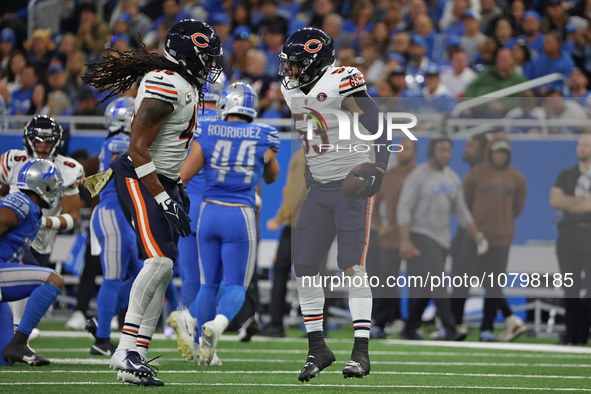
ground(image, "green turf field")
xmin=1 ymin=323 xmax=590 ymax=392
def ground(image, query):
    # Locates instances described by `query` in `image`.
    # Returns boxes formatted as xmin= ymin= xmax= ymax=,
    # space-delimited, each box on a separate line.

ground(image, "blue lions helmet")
xmin=217 ymin=82 xmax=259 ymax=122
xmin=279 ymin=27 xmax=335 ymax=90
xmin=17 ymin=159 xmax=64 ymax=209
xmin=163 ymin=19 xmax=223 ymax=86
xmin=203 ymin=71 xmax=228 ymax=103
xmin=104 ymin=97 xmax=135 ymax=134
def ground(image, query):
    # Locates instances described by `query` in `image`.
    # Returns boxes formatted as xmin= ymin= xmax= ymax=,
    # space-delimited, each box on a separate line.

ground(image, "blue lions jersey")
xmin=0 ymin=191 xmax=42 ymax=263
xmin=99 ymin=132 xmax=130 ymax=203
xmin=196 ymin=119 xmax=280 ymax=207
xmin=186 ymin=108 xmax=219 ymax=196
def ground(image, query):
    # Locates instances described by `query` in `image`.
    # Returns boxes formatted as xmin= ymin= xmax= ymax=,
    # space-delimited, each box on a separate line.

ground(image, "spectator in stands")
xmin=542 ymin=0 xmax=569 ymax=34
xmin=441 ymin=48 xmax=477 ymax=98
xmin=506 ymin=11 xmax=545 ymax=59
xmin=47 ymin=91 xmax=72 ymax=116
xmin=388 ymin=66 xmax=420 ymax=99
xmin=398 ymin=137 xmax=487 ymax=341
xmin=509 ymin=0 xmax=525 ymax=35
xmin=255 ymin=0 xmax=289 ymax=38
xmin=405 ymin=0 xmax=429 ymax=32
xmin=366 ymin=22 xmax=390 ymax=56
xmin=73 ymin=87 xmax=103 ymax=122
xmin=149 ymin=0 xmax=188 ymax=34
xmin=24 ymin=29 xmax=54 ymax=82
xmin=493 ymin=18 xmax=514 ymax=47
xmin=76 ymin=3 xmax=110 ymax=57
xmin=0 ymin=28 xmax=16 ymax=75
xmin=27 ymin=83 xmax=49 ymax=116
xmin=2 ymin=51 xmax=25 ymax=94
xmin=550 ymin=133 xmax=591 ymax=345
xmin=472 ymin=37 xmax=498 ymax=69
xmin=117 ymin=0 xmax=152 ymax=38
xmin=422 ymin=64 xmax=455 ymax=114
xmin=504 ymin=90 xmax=545 ymax=133
xmin=228 ymin=26 xmax=256 ymax=81
xmin=391 ymin=31 xmax=411 ymax=63
xmin=406 ymin=35 xmax=434 ymax=92
xmin=383 ymin=2 xmax=405 ymax=35
xmin=211 ymin=13 xmax=233 ymax=60
xmin=57 ymin=33 xmax=78 ymax=59
xmin=66 ymin=51 xmax=87 ymax=98
xmin=567 ymin=67 xmax=591 ymax=114
xmin=341 ymin=0 xmax=374 ymax=50
xmin=46 ymin=63 xmax=76 ymax=100
xmin=322 ymin=13 xmax=344 ymax=49
xmin=414 ymin=15 xmax=446 ymax=63
xmin=261 ymin=20 xmax=287 ymax=78
xmin=479 ymin=0 xmax=502 ymax=34
xmin=525 ymin=31 xmax=575 ymax=94
xmin=460 ymin=10 xmax=486 ymax=65
xmin=464 ymin=48 xmax=527 ymax=115
xmin=464 ymin=134 xmax=528 ymax=342
xmin=6 ymin=65 xmax=37 ymax=115
xmin=260 ymin=149 xmax=306 ymax=338
xmin=442 ymin=0 xmax=470 ymax=37
xmin=370 ymin=139 xmax=417 ymax=339
xmin=511 ymin=39 xmax=531 ymax=75
xmin=360 ymin=43 xmax=385 ymax=85
xmin=543 ymin=89 xmax=589 ymax=133
xmin=308 ymin=0 xmax=335 ymax=29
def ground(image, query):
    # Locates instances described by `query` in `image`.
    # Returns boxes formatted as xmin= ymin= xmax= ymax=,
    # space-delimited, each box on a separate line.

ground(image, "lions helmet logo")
xmin=304 ymin=39 xmax=322 ymax=53
xmin=191 ymin=33 xmax=209 ymax=48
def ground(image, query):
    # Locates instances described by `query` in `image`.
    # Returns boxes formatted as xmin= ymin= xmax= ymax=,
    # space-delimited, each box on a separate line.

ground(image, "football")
xmin=341 ymin=162 xmax=375 ymax=197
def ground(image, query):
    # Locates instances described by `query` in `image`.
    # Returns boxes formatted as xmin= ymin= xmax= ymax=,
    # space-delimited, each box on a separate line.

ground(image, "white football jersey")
xmin=135 ymin=69 xmax=198 ymax=180
xmin=281 ymin=65 xmax=371 ymax=183
xmin=0 ymin=150 xmax=84 ymax=254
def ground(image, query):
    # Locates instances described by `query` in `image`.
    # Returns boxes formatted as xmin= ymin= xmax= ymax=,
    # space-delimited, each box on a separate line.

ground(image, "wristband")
xmin=154 ymin=191 xmax=170 ymax=205
xmin=135 ymin=161 xmax=156 ymax=179
xmin=62 ymin=213 xmax=75 ymax=231
xmin=43 ymin=216 xmax=61 ymax=230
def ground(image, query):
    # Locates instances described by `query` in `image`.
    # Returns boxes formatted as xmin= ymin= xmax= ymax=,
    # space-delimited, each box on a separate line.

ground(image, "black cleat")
xmin=343 ymin=337 xmax=370 ymax=379
xmin=86 ymin=317 xmax=98 ymax=339
xmin=238 ymin=315 xmax=260 ymax=343
xmin=298 ymin=346 xmax=336 ymax=382
xmin=90 ymin=339 xmax=117 ymax=356
xmin=2 ymin=340 xmax=50 ymax=366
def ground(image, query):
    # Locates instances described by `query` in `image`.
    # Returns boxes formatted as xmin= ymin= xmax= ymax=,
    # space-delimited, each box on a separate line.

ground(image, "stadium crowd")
xmin=0 ymin=0 xmax=590 ymax=123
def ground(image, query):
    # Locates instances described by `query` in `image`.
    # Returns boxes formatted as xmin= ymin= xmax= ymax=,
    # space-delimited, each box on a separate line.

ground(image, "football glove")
xmin=159 ymin=196 xmax=191 ymax=237
xmin=353 ymin=163 xmax=386 ymax=198
xmin=177 ymin=179 xmax=191 ymax=213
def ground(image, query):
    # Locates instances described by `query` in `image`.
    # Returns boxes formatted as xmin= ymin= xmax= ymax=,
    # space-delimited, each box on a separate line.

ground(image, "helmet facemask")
xmin=23 ymin=116 xmax=63 ymax=160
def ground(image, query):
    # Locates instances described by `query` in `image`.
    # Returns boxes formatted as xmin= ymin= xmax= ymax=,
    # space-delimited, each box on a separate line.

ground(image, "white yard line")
xmin=37 ymin=331 xmax=591 ymax=355
xmin=2 ymin=370 xmax=591 ymax=380
xmin=0 ymin=382 xmax=588 ymax=391
xmin=42 ymin=357 xmax=591 ymax=367
xmin=34 ymin=347 xmax=591 ymax=360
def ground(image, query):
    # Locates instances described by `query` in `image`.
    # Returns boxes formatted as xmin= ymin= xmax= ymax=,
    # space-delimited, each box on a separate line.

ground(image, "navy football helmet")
xmin=279 ymin=28 xmax=335 ymax=90
xmin=23 ymin=115 xmax=64 ymax=160
xmin=163 ymin=19 xmax=223 ymax=86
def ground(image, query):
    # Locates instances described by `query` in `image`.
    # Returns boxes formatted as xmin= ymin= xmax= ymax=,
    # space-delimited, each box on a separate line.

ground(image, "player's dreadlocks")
xmin=83 ymin=41 xmax=206 ymax=107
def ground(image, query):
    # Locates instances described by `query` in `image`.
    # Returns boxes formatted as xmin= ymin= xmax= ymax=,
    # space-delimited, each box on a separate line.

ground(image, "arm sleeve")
xmin=351 ymin=90 xmax=390 ymax=166
xmin=141 ymin=71 xmax=180 ymax=106
xmin=339 ymin=67 xmax=367 ymax=97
